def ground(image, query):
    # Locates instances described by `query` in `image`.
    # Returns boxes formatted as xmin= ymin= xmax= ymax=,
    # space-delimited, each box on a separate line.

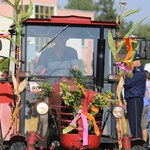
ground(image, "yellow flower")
xmin=79 ymin=105 xmax=82 ymax=109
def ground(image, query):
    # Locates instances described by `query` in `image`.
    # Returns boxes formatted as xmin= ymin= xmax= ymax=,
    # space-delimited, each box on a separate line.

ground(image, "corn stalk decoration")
xmin=108 ymin=2 xmax=148 ymax=149
xmin=1 ymin=0 xmax=33 ymax=142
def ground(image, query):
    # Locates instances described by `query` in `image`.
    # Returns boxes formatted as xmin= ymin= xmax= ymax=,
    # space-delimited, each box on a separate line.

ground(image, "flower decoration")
xmin=116 ymin=60 xmax=134 ymax=78
xmin=53 ymin=77 xmax=86 ymax=107
xmin=1 ymin=0 xmax=33 ymax=141
xmin=52 ymin=72 xmax=118 ymax=144
xmin=53 ymin=75 xmax=117 ymax=113
xmin=107 ymin=6 xmax=148 ymax=149
xmin=108 ymin=10 xmax=147 ymax=78
xmin=115 ymin=36 xmax=139 ymax=77
xmin=89 ymin=90 xmax=116 ymax=111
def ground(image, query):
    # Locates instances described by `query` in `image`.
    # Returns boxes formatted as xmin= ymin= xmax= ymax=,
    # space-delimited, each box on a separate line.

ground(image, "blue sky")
xmin=57 ymin=0 xmax=150 ymax=24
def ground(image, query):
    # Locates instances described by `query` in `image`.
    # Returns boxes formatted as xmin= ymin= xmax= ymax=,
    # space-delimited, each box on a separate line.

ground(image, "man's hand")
xmin=72 ymin=65 xmax=79 ymax=70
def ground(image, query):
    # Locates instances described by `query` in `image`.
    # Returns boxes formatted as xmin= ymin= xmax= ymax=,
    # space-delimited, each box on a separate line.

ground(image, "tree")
xmin=65 ymin=0 xmax=117 ymax=22
xmin=65 ymin=0 xmax=97 ymax=11
xmin=95 ymin=0 xmax=117 ymax=21
xmin=65 ymin=0 xmax=149 ymax=43
xmin=135 ymin=24 xmax=150 ymax=40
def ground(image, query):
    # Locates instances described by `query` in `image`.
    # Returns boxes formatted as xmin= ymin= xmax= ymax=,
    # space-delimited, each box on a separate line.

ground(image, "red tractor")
xmin=0 ymin=15 xmax=149 ymax=150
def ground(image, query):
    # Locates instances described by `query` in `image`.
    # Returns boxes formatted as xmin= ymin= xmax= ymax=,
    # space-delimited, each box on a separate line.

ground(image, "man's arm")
xmin=125 ymin=71 xmax=146 ymax=89
xmin=68 ymin=47 xmax=79 ymax=70
xmin=34 ymin=51 xmax=47 ymax=74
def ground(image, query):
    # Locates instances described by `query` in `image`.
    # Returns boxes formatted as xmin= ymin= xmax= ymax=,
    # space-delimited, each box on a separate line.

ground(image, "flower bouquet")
xmin=53 ymin=77 xmax=86 ymax=113
xmin=51 ymin=74 xmax=117 ymax=148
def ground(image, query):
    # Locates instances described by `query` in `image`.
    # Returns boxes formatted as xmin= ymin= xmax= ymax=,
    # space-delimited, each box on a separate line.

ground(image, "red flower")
xmin=70 ymin=85 xmax=78 ymax=92
xmin=53 ymin=82 xmax=61 ymax=92
xmin=68 ymin=78 xmax=76 ymax=85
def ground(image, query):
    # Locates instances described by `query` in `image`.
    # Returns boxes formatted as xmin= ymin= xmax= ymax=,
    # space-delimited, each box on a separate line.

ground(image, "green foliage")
xmin=65 ymin=0 xmax=116 ymax=22
xmin=8 ymin=56 xmax=19 ymax=65
xmin=65 ymin=0 xmax=97 ymax=11
xmin=108 ymin=29 xmax=117 ymax=60
xmin=108 ymin=10 xmax=148 ymax=61
xmin=4 ymin=0 xmax=33 ymax=47
xmin=69 ymin=69 xmax=87 ymax=88
xmin=89 ymin=91 xmax=116 ymax=110
xmin=107 ymin=6 xmax=148 ymax=78
xmin=122 ymin=9 xmax=140 ymax=18
xmin=135 ymin=24 xmax=150 ymax=40
xmin=59 ymin=77 xmax=85 ymax=107
xmin=0 ymin=0 xmax=33 ymax=69
xmin=37 ymin=81 xmax=53 ymax=100
xmin=65 ymin=0 xmax=135 ymax=37
xmin=0 ymin=58 xmax=9 ymax=71
xmin=95 ymin=0 xmax=117 ymax=21
xmin=65 ymin=0 xmax=150 ymax=40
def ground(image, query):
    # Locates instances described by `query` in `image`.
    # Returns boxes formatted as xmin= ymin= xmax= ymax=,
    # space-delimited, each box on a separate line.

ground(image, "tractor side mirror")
xmin=139 ymin=40 xmax=150 ymax=59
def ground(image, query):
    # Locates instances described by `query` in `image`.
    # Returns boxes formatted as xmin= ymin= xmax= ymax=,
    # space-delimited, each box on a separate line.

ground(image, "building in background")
xmin=0 ymin=0 xmax=94 ymax=58
xmin=0 ymin=0 xmax=94 ymax=75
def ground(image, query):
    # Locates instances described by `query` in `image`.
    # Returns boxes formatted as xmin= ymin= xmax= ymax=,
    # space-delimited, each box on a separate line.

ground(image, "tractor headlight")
xmin=112 ymin=106 xmax=125 ymax=118
xmin=36 ymin=102 xmax=49 ymax=115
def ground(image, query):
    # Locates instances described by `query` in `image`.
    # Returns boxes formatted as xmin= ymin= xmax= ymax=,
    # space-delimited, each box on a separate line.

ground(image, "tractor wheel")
xmin=131 ymin=145 xmax=147 ymax=150
xmin=9 ymin=142 xmax=26 ymax=150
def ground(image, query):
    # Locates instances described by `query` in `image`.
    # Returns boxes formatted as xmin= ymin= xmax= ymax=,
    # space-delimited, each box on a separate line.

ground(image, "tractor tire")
xmin=9 ymin=142 xmax=26 ymax=150
xmin=131 ymin=145 xmax=147 ymax=150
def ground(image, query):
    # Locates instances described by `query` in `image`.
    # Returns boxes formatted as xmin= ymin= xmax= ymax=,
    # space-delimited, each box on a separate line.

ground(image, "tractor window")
xmin=25 ymin=25 xmax=101 ymax=78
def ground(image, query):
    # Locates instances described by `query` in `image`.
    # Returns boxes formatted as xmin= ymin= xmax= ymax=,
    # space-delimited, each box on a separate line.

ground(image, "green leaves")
xmin=1 ymin=15 xmax=15 ymax=22
xmin=21 ymin=0 xmax=33 ymax=23
xmin=124 ymin=16 xmax=148 ymax=37
xmin=15 ymin=21 xmax=22 ymax=34
xmin=5 ymin=0 xmax=15 ymax=8
xmin=108 ymin=8 xmax=149 ymax=61
xmin=14 ymin=0 xmax=33 ymax=25
xmin=5 ymin=0 xmax=20 ymax=9
xmin=38 ymin=81 xmax=53 ymax=100
xmin=8 ymin=56 xmax=19 ymax=65
xmin=91 ymin=90 xmax=116 ymax=110
xmin=14 ymin=0 xmax=20 ymax=8
xmin=0 ymin=56 xmax=18 ymax=66
xmin=17 ymin=8 xmax=23 ymax=23
xmin=117 ymin=16 xmax=148 ymax=53
xmin=4 ymin=0 xmax=33 ymax=25
xmin=108 ymin=29 xmax=117 ymax=61
xmin=2 ymin=0 xmax=33 ymax=47
xmin=122 ymin=9 xmax=140 ymax=18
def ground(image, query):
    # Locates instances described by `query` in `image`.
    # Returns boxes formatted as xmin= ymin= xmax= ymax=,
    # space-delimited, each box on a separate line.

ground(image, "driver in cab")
xmin=34 ymin=35 xmax=79 ymax=76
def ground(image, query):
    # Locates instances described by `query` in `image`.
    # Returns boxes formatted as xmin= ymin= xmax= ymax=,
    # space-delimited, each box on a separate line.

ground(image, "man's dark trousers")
xmin=126 ymin=97 xmax=143 ymax=139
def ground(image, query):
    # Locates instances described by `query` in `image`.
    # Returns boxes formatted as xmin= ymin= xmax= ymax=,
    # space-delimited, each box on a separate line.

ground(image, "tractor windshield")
xmin=24 ymin=25 xmax=111 ymax=79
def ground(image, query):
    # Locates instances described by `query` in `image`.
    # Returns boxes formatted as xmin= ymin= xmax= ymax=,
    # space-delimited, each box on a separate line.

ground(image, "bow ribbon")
xmin=63 ymin=109 xmax=100 ymax=146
